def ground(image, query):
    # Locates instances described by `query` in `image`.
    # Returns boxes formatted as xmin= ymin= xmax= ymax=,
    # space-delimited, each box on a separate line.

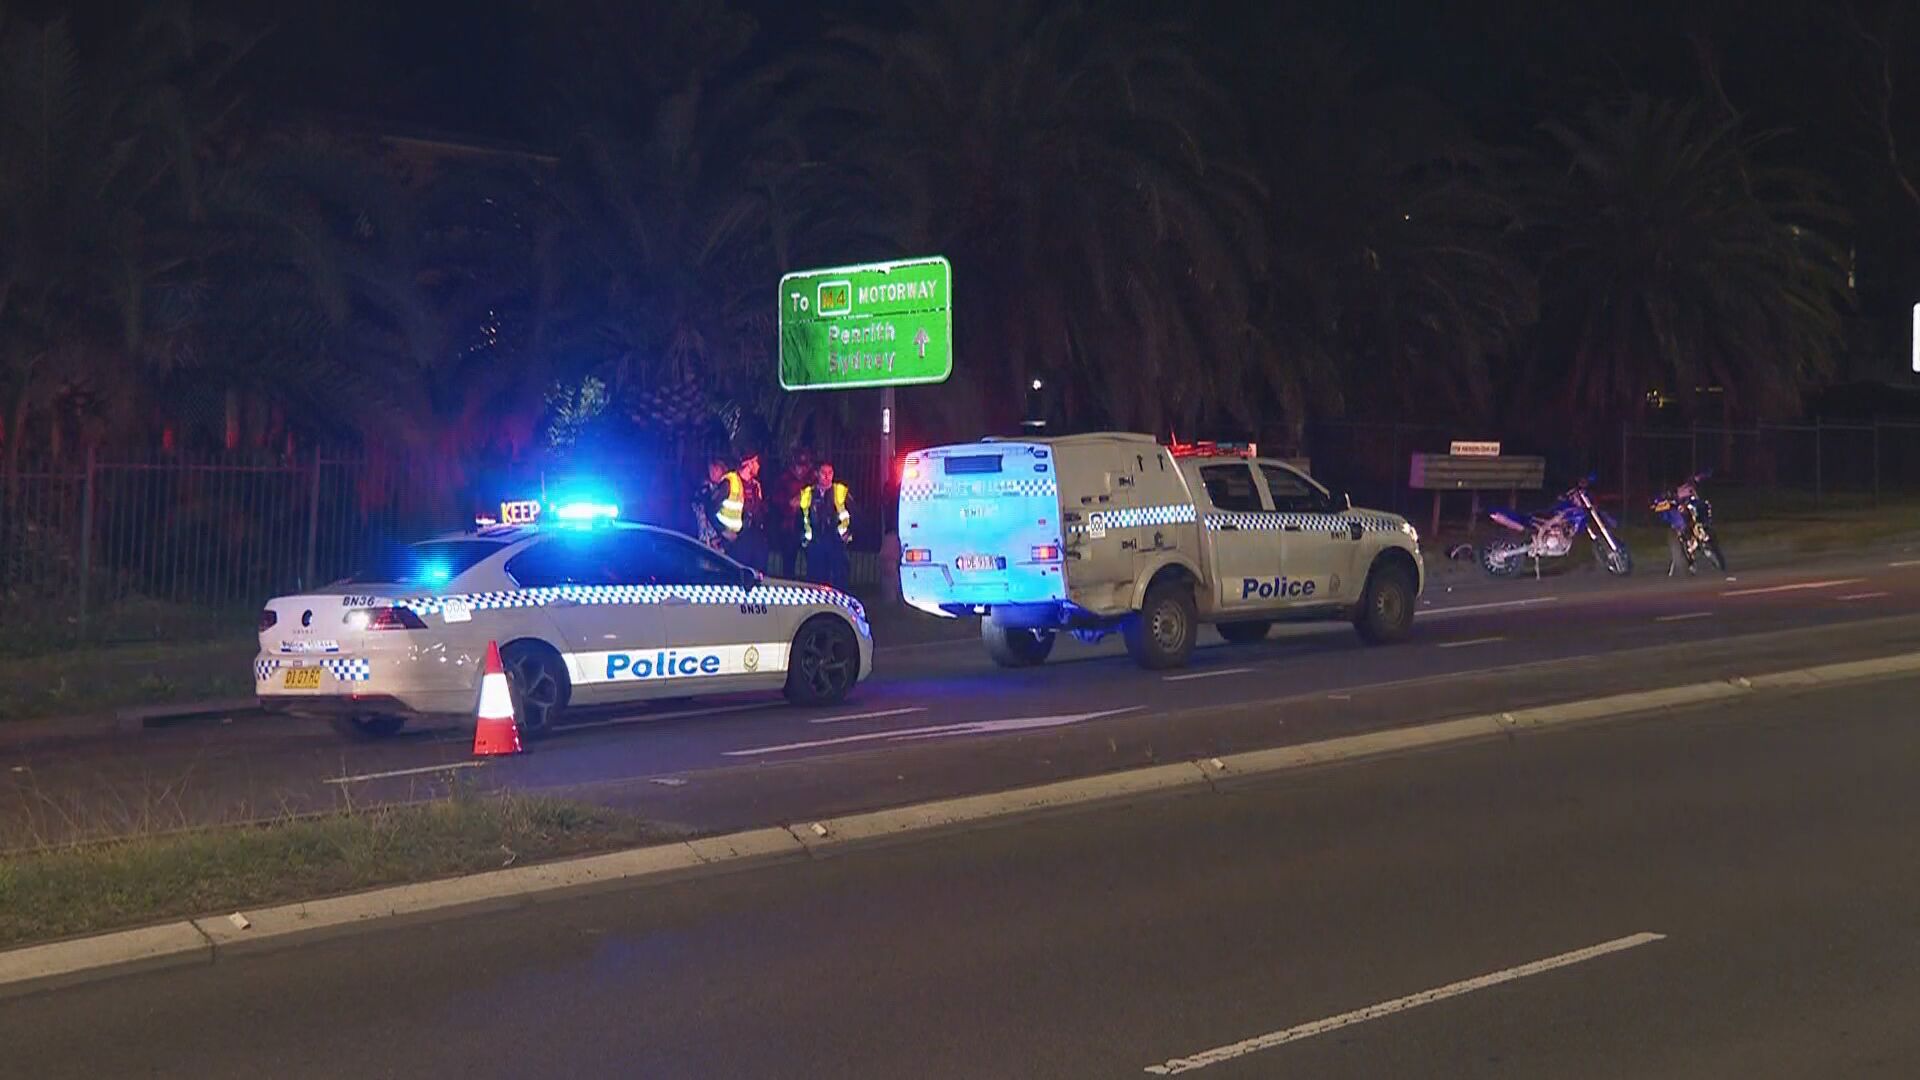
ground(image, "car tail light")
xmin=348 ymin=606 xmax=428 ymax=631
xmin=258 ymin=609 xmax=278 ymax=633
xmin=903 ymin=548 xmax=932 ymax=564
xmin=1030 ymin=544 xmax=1062 ymax=562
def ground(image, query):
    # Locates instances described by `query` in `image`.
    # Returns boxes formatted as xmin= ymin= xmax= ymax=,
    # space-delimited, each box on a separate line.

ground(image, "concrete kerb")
xmin=6 ymin=648 xmax=1920 ymax=1000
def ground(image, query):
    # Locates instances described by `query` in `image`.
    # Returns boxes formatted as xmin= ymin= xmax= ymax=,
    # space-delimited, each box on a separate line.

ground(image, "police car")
xmin=899 ymin=433 xmax=1423 ymax=669
xmin=255 ymin=500 xmax=871 ymax=738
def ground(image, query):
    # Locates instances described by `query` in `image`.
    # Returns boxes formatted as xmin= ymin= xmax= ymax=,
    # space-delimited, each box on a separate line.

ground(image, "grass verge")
xmin=0 ymin=636 xmax=256 ymax=723
xmin=0 ymin=795 xmax=665 ymax=951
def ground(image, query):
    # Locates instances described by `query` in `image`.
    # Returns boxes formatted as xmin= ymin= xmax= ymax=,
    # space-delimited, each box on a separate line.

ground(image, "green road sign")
xmin=779 ymin=256 xmax=952 ymax=391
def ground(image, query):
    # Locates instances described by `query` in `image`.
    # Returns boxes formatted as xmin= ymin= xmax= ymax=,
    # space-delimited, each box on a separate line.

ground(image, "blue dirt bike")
xmin=1651 ymin=471 xmax=1726 ymax=576
xmin=1476 ymin=475 xmax=1633 ymax=579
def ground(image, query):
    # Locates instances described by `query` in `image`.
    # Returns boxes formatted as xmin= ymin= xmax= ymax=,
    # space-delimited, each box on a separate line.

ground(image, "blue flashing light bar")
xmin=552 ymin=500 xmax=619 ymax=523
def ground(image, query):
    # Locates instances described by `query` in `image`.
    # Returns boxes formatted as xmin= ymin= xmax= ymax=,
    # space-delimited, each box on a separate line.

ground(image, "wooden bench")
xmin=1408 ymin=453 xmax=1546 ymax=536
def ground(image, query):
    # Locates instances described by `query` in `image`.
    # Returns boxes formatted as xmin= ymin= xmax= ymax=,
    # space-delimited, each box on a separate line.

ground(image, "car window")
xmin=1199 ymin=463 xmax=1268 ymax=513
xmin=1259 ymin=464 xmax=1330 ymax=514
xmin=504 ymin=535 xmax=628 ymax=588
xmin=611 ymin=531 xmax=742 ymax=587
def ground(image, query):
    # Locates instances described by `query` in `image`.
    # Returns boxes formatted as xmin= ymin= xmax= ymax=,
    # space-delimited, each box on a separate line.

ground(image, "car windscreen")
xmin=336 ymin=540 xmax=505 ymax=588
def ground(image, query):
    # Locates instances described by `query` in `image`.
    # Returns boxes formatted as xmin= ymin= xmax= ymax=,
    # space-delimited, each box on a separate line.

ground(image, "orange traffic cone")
xmin=472 ymin=640 xmax=523 ymax=756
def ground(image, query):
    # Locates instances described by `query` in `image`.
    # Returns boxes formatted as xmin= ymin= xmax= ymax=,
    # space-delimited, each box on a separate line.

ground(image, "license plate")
xmin=955 ymin=554 xmax=1002 ymax=571
xmin=282 ymin=667 xmax=322 ymax=690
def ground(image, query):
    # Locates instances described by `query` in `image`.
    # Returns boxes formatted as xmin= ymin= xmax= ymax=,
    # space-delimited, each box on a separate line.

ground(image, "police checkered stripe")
xmin=899 ymin=478 xmax=1056 ymax=501
xmin=1066 ymin=503 xmax=1197 ymax=534
xmin=1204 ymin=512 xmax=1407 ymax=533
xmin=399 ymin=583 xmax=858 ymax=618
xmin=321 ymin=658 xmax=371 ymax=682
xmin=254 ymin=659 xmax=277 ymax=682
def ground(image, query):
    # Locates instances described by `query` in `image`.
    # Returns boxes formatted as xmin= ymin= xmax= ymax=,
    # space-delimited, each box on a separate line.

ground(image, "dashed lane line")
xmin=1655 ymin=611 xmax=1714 ymax=622
xmin=1436 ymin=636 xmax=1506 ymax=649
xmin=1838 ymin=591 xmax=1893 ymax=601
xmin=1721 ymin=578 xmax=1866 ymax=598
xmin=323 ymin=761 xmax=483 ymax=785
xmin=1164 ymin=668 xmax=1255 ymax=683
xmin=1141 ymin=932 xmax=1669 ymax=1074
xmin=810 ymin=707 xmax=928 ymax=725
xmin=1421 ymin=597 xmax=1557 ymax=617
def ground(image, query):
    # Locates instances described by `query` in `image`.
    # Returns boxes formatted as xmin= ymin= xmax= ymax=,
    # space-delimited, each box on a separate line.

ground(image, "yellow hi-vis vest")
xmin=799 ymin=482 xmax=850 ymax=543
xmin=716 ymin=472 xmax=746 ymax=537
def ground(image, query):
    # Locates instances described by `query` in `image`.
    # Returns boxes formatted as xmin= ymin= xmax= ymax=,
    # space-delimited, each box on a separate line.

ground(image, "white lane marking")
xmin=1436 ymin=636 xmax=1505 ymax=649
xmin=563 ymin=701 xmax=779 ymax=732
xmin=1164 ymin=667 xmax=1255 ymax=682
xmin=1655 ymin=611 xmax=1714 ymax=622
xmin=1141 ymin=931 xmax=1668 ymax=1075
xmin=809 ymin=706 xmax=928 ymax=725
xmin=323 ymin=761 xmax=483 ymax=785
xmin=1721 ymin=577 xmax=1865 ymax=598
xmin=1889 ymin=559 xmax=1920 ymax=568
xmin=1837 ymin=591 xmax=1892 ymax=601
xmin=1421 ymin=597 xmax=1557 ymax=617
xmin=725 ymin=707 xmax=1142 ymax=757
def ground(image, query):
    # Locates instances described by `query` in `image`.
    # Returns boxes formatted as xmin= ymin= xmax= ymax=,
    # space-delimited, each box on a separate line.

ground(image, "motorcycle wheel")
xmin=1480 ymin=540 xmax=1528 ymax=578
xmin=1595 ymin=539 xmax=1633 ymax=576
xmin=1701 ymin=530 xmax=1728 ymax=573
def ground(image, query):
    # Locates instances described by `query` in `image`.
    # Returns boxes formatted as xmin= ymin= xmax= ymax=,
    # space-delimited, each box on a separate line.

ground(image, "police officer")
xmin=716 ymin=451 xmax=769 ymax=572
xmin=694 ymin=456 xmax=728 ymax=551
xmin=797 ymin=462 xmax=852 ymax=591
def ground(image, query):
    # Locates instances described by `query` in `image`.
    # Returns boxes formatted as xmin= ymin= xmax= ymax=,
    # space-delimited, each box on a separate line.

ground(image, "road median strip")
xmin=6 ymin=648 xmax=1920 ymax=999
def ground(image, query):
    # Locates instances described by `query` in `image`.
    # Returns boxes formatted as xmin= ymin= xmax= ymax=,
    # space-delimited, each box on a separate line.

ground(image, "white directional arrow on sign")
xmin=914 ymin=326 xmax=930 ymax=358
xmin=724 ymin=707 xmax=1142 ymax=757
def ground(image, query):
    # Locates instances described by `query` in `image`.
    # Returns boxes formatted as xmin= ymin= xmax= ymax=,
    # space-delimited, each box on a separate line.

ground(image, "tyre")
xmin=1216 ymin=620 xmax=1272 ymax=644
xmin=785 ymin=615 xmax=862 ymax=705
xmin=1594 ymin=539 xmax=1633 ymax=576
xmin=1124 ymin=579 xmax=1197 ymax=670
xmin=330 ymin=714 xmax=405 ymax=739
xmin=501 ymin=641 xmax=571 ymax=736
xmin=1700 ymin=529 xmax=1728 ymax=573
xmin=1481 ymin=540 xmax=1527 ymax=578
xmin=1354 ymin=561 xmax=1416 ymax=645
xmin=982 ymin=617 xmax=1057 ymax=667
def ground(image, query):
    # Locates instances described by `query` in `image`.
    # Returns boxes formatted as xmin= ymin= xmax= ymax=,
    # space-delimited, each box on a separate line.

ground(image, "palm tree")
xmin=810 ymin=0 xmax=1270 ymax=437
xmin=1248 ymin=41 xmax=1536 ymax=427
xmin=1529 ymin=96 xmax=1850 ymax=433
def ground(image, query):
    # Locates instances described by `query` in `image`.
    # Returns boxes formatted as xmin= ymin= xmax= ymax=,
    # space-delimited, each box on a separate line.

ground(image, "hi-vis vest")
xmin=715 ymin=472 xmax=746 ymax=537
xmin=799 ymin=482 xmax=851 ymax=543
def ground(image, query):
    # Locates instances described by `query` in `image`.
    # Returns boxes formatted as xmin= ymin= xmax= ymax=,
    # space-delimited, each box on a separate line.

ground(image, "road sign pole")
xmin=881 ymin=385 xmax=897 ymax=530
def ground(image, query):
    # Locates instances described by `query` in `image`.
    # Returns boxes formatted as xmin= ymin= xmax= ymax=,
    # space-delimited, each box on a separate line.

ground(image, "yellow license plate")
xmin=281 ymin=667 xmax=322 ymax=690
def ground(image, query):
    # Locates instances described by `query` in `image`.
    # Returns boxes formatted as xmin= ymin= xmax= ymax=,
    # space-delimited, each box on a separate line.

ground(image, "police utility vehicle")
xmin=899 ymin=434 xmax=1423 ymax=669
xmin=255 ymin=500 xmax=871 ymax=738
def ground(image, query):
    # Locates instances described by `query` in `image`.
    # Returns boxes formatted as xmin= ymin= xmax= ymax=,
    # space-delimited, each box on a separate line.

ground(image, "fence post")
xmin=1814 ymin=418 xmax=1823 ymax=507
xmin=78 ymin=446 xmax=96 ymax=637
xmin=304 ymin=446 xmax=322 ymax=589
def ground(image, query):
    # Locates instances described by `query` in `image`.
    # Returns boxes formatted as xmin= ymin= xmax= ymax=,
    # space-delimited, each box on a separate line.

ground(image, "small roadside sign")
xmin=779 ymin=256 xmax=952 ymax=391
xmin=1450 ymin=440 xmax=1501 ymax=457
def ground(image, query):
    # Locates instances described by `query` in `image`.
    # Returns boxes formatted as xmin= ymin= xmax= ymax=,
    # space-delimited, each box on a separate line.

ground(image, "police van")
xmin=255 ymin=500 xmax=871 ymax=738
xmin=898 ymin=434 xmax=1423 ymax=669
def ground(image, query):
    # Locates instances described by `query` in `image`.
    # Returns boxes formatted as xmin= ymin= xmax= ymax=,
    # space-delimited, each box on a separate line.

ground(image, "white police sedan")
xmin=255 ymin=503 xmax=871 ymax=738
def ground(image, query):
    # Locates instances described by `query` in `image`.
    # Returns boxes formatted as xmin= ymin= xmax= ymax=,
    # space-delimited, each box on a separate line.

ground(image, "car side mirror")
xmin=1340 ymin=491 xmax=1354 ymax=511
xmin=739 ymin=567 xmax=761 ymax=591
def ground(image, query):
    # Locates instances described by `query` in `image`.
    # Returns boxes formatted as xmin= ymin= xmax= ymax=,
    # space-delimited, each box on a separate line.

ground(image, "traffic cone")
xmin=472 ymin=640 xmax=523 ymax=756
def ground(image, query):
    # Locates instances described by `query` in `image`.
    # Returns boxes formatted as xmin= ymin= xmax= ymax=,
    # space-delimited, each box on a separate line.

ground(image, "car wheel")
xmin=785 ymin=616 xmax=861 ymax=706
xmin=501 ymin=641 xmax=570 ymax=736
xmin=1125 ymin=579 xmax=1197 ymax=670
xmin=1216 ymin=620 xmax=1271 ymax=644
xmin=330 ymin=714 xmax=406 ymax=740
xmin=1354 ymin=562 xmax=1416 ymax=645
xmin=982 ymin=616 xmax=1057 ymax=667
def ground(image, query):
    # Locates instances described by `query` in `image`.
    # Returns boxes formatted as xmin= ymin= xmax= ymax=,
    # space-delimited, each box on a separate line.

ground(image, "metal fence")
xmin=0 ymin=445 xmax=894 ymax=646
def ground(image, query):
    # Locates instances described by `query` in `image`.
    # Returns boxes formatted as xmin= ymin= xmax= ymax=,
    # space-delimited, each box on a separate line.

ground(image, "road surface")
xmin=4 ymin=672 xmax=1916 ymax=1077
xmin=5 ymin=550 xmax=1920 ymax=845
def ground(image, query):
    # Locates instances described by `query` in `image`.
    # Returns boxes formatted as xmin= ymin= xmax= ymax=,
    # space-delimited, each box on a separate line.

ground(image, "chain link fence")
xmin=0 ymin=444 xmax=894 ymax=650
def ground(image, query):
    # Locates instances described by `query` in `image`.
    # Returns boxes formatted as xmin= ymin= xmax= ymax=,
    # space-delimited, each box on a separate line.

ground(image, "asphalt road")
xmin=5 ymin=673 xmax=1917 ymax=1077
xmin=6 ymin=549 xmax=1920 ymax=845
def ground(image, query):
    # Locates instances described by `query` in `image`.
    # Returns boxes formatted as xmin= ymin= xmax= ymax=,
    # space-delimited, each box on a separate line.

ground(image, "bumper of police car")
xmin=255 ymin=643 xmax=480 ymax=722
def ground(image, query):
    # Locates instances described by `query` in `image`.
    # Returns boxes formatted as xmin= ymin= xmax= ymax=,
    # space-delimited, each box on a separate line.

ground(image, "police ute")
xmin=898 ymin=434 xmax=1423 ymax=669
xmin=255 ymin=499 xmax=871 ymax=738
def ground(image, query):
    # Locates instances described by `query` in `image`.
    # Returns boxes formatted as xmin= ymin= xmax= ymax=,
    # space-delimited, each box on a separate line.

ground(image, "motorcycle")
xmin=1477 ymin=475 xmax=1633 ymax=579
xmin=1651 ymin=471 xmax=1726 ymax=576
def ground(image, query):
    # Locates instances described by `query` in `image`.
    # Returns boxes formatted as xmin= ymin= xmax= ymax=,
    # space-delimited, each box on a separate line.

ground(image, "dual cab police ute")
xmin=898 ymin=434 xmax=1423 ymax=669
xmin=255 ymin=501 xmax=871 ymax=738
